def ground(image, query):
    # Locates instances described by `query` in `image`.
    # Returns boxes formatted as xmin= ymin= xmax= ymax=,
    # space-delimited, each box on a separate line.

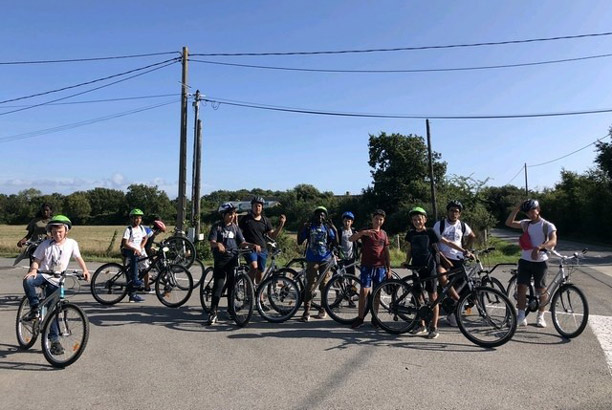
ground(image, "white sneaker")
xmin=447 ymin=314 xmax=457 ymax=327
xmin=536 ymin=313 xmax=547 ymax=328
xmin=517 ymin=310 xmax=527 ymax=327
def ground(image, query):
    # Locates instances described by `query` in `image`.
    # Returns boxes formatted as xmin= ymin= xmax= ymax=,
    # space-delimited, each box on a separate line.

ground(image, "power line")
xmin=506 ymin=166 xmax=526 ymax=185
xmin=528 ymin=135 xmax=611 ymax=167
xmin=0 ymin=51 xmax=180 ymax=65
xmin=0 ymin=99 xmax=178 ymax=144
xmin=0 ymin=94 xmax=180 ymax=108
xmin=0 ymin=58 xmax=180 ymax=105
xmin=0 ymin=60 xmax=178 ymax=117
xmin=191 ymin=52 xmax=612 ymax=73
xmin=201 ymin=97 xmax=612 ymax=120
xmin=191 ymin=31 xmax=612 ymax=57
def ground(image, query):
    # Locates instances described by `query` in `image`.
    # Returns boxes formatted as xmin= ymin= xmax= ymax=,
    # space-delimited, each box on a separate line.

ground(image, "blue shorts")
xmin=244 ymin=250 xmax=268 ymax=272
xmin=360 ymin=266 xmax=386 ymax=289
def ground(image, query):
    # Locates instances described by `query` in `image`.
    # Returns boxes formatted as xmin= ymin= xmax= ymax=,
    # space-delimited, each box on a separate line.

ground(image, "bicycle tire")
xmin=199 ymin=266 xmax=215 ymax=314
xmin=482 ymin=276 xmax=507 ymax=296
xmin=506 ymin=275 xmax=537 ymax=315
xmin=189 ymin=259 xmax=207 ymax=289
xmin=16 ymin=295 xmax=39 ymax=349
xmin=229 ymin=270 xmax=255 ymax=327
xmin=322 ymin=273 xmax=362 ymax=325
xmin=155 ymin=264 xmax=193 ymax=308
xmin=551 ymin=284 xmax=589 ymax=339
xmin=456 ymin=286 xmax=517 ymax=348
xmin=165 ymin=236 xmax=196 ymax=269
xmin=285 ymin=257 xmax=307 ymax=271
xmin=90 ymin=263 xmax=128 ymax=305
xmin=41 ymin=303 xmax=89 ymax=368
xmin=371 ymin=279 xmax=418 ymax=334
xmin=256 ymin=275 xmax=301 ymax=323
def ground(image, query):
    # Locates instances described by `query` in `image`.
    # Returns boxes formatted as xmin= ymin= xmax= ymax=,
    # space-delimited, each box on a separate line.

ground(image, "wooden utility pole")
xmin=524 ymin=163 xmax=529 ymax=195
xmin=191 ymin=90 xmax=202 ymax=240
xmin=426 ymin=119 xmax=438 ymax=219
xmin=175 ymin=46 xmax=189 ymax=234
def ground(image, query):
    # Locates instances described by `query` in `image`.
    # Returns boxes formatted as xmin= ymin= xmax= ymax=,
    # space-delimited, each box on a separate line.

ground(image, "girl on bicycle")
xmin=207 ymin=202 xmax=255 ymax=325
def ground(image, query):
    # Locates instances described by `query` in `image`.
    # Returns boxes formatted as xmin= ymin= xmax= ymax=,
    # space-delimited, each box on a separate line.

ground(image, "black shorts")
xmin=517 ymin=259 xmax=548 ymax=289
xmin=417 ymin=266 xmax=437 ymax=294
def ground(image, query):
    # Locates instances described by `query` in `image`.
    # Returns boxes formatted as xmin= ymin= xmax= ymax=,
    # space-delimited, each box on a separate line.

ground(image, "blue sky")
xmin=2 ymin=1 xmax=612 ymax=199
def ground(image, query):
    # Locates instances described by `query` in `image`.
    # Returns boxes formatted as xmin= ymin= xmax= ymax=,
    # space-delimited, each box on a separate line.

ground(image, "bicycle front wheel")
xmin=165 ymin=236 xmax=196 ymax=269
xmin=41 ymin=303 xmax=89 ymax=368
xmin=16 ymin=295 xmax=39 ymax=349
xmin=322 ymin=274 xmax=361 ymax=325
xmin=90 ymin=263 xmax=128 ymax=305
xmin=457 ymin=287 xmax=516 ymax=348
xmin=199 ymin=266 xmax=215 ymax=314
xmin=189 ymin=259 xmax=207 ymax=289
xmin=371 ymin=279 xmax=418 ymax=334
xmin=482 ymin=276 xmax=506 ymax=296
xmin=256 ymin=275 xmax=301 ymax=323
xmin=551 ymin=284 xmax=589 ymax=339
xmin=229 ymin=271 xmax=255 ymax=327
xmin=155 ymin=264 xmax=193 ymax=308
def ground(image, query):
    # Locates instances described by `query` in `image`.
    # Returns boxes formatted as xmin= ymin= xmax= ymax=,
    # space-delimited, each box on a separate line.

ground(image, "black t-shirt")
xmin=405 ymin=228 xmax=439 ymax=267
xmin=238 ymin=212 xmax=273 ymax=248
xmin=208 ymin=222 xmax=245 ymax=263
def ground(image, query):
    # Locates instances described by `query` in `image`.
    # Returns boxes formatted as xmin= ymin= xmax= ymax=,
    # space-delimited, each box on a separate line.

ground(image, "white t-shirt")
xmin=33 ymin=238 xmax=82 ymax=287
xmin=123 ymin=225 xmax=147 ymax=250
xmin=520 ymin=218 xmax=557 ymax=262
xmin=433 ymin=219 xmax=473 ymax=260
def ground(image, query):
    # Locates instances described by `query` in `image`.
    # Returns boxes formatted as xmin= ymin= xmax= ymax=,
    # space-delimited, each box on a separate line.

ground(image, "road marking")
xmin=590 ymin=314 xmax=612 ymax=377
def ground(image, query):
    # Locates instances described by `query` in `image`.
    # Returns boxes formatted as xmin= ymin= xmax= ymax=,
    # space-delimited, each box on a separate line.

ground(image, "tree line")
xmin=2 ymin=130 xmax=611 ymax=244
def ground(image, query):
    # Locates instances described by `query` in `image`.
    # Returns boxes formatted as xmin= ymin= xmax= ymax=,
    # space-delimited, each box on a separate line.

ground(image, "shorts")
xmin=417 ymin=266 xmax=438 ymax=294
xmin=517 ymin=259 xmax=548 ymax=289
xmin=360 ymin=266 xmax=386 ymax=289
xmin=244 ymin=250 xmax=268 ymax=272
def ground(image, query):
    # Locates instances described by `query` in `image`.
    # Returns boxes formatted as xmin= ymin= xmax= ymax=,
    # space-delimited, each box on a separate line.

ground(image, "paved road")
xmin=1 ymin=233 xmax=611 ymax=410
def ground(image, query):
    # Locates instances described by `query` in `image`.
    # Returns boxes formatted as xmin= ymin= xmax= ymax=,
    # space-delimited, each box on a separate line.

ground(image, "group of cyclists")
xmin=16 ymin=195 xmax=558 ymax=343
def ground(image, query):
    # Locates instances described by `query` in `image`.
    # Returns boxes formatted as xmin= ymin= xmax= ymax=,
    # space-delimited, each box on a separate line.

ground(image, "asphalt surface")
xmin=1 ymin=232 xmax=611 ymax=410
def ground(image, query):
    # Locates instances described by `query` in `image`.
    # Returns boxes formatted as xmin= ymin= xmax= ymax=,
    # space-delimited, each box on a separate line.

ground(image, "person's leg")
xmin=533 ymin=261 xmax=549 ymax=327
xmin=23 ymin=273 xmax=47 ymax=309
xmin=209 ymin=265 xmax=227 ymax=324
xmin=301 ymin=262 xmax=319 ymax=321
xmin=45 ymin=284 xmax=60 ymax=341
xmin=255 ymin=251 xmax=268 ymax=285
xmin=352 ymin=266 xmax=373 ymax=327
xmin=315 ymin=261 xmax=331 ymax=318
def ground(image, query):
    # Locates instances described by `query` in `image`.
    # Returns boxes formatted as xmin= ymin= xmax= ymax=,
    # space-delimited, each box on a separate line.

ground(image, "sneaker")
xmin=517 ymin=310 xmax=527 ymax=327
xmin=315 ymin=309 xmax=327 ymax=319
xmin=299 ymin=313 xmax=310 ymax=322
xmin=23 ymin=307 xmax=39 ymax=321
xmin=207 ymin=313 xmax=218 ymax=325
xmin=351 ymin=317 xmax=364 ymax=329
xmin=50 ymin=341 xmax=64 ymax=355
xmin=410 ymin=325 xmax=428 ymax=335
xmin=144 ymin=287 xmax=155 ymax=294
xmin=131 ymin=279 xmax=145 ymax=289
xmin=129 ymin=294 xmax=145 ymax=303
xmin=371 ymin=317 xmax=379 ymax=329
xmin=447 ymin=313 xmax=458 ymax=327
xmin=536 ymin=313 xmax=547 ymax=328
xmin=427 ymin=328 xmax=439 ymax=339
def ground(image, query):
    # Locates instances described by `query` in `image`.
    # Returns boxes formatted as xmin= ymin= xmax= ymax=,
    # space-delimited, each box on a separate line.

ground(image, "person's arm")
xmin=268 ymin=214 xmax=286 ymax=240
xmin=75 ymin=256 xmax=90 ymax=281
xmin=24 ymin=258 xmax=41 ymax=279
xmin=505 ymin=204 xmax=523 ymax=229
xmin=17 ymin=220 xmax=36 ymax=247
xmin=349 ymin=229 xmax=373 ymax=242
xmin=210 ymin=239 xmax=226 ymax=254
xmin=464 ymin=231 xmax=476 ymax=250
xmin=439 ymin=237 xmax=470 ymax=257
xmin=531 ymin=229 xmax=558 ymax=259
xmin=403 ymin=243 xmax=412 ymax=267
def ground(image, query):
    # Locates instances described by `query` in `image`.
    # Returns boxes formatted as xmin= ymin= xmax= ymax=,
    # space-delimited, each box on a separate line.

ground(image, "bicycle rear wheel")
xmin=41 ymin=303 xmax=89 ymax=368
xmin=199 ymin=266 xmax=215 ymax=314
xmin=165 ymin=236 xmax=196 ymax=269
xmin=155 ymin=264 xmax=193 ymax=307
xmin=456 ymin=287 xmax=516 ymax=348
xmin=506 ymin=275 xmax=537 ymax=315
xmin=16 ymin=295 xmax=39 ymax=349
xmin=551 ymin=284 xmax=589 ymax=339
xmin=189 ymin=259 xmax=207 ymax=289
xmin=482 ymin=276 xmax=506 ymax=296
xmin=90 ymin=263 xmax=128 ymax=305
xmin=229 ymin=270 xmax=255 ymax=327
xmin=371 ymin=279 xmax=418 ymax=334
xmin=322 ymin=274 xmax=361 ymax=324
xmin=256 ymin=275 xmax=301 ymax=323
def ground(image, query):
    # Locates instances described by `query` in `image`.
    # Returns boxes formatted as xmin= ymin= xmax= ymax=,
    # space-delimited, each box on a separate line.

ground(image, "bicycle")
xmin=506 ymin=249 xmax=589 ymax=338
xmin=462 ymin=248 xmax=511 ymax=295
xmin=164 ymin=230 xmax=197 ymax=269
xmin=90 ymin=240 xmax=193 ymax=307
xmin=199 ymin=248 xmax=255 ymax=327
xmin=372 ymin=264 xmax=517 ymax=348
xmin=16 ymin=270 xmax=90 ymax=368
xmin=14 ymin=238 xmax=43 ymax=266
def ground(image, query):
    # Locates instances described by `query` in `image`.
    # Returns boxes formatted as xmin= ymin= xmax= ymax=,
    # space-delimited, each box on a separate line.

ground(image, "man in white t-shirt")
xmin=433 ymin=200 xmax=476 ymax=326
xmin=22 ymin=215 xmax=90 ymax=355
xmin=121 ymin=208 xmax=148 ymax=302
xmin=505 ymin=199 xmax=557 ymax=328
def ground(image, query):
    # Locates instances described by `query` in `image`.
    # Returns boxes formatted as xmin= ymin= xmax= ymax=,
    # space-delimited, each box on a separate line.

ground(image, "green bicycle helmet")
xmin=46 ymin=214 xmax=72 ymax=231
xmin=129 ymin=208 xmax=144 ymax=217
xmin=409 ymin=207 xmax=427 ymax=216
xmin=314 ymin=206 xmax=328 ymax=215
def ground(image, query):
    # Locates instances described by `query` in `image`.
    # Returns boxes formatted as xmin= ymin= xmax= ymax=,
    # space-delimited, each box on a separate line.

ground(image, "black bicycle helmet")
xmin=520 ymin=199 xmax=540 ymax=213
xmin=251 ymin=196 xmax=265 ymax=205
xmin=446 ymin=200 xmax=463 ymax=211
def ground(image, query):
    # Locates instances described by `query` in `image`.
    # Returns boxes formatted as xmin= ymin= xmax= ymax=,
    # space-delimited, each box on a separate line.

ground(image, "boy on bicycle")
xmin=349 ymin=209 xmax=391 ymax=329
xmin=121 ymin=208 xmax=148 ymax=303
xmin=338 ymin=211 xmax=359 ymax=276
xmin=22 ymin=215 xmax=90 ymax=354
xmin=505 ymin=199 xmax=557 ymax=327
xmin=207 ymin=202 xmax=255 ymax=325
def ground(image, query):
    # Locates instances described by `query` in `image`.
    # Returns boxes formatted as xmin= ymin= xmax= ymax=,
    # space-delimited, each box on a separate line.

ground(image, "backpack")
xmin=519 ymin=219 xmax=551 ymax=249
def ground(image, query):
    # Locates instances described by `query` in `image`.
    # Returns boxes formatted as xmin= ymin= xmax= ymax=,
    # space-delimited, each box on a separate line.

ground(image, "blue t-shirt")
xmin=299 ymin=223 xmax=336 ymax=263
xmin=208 ymin=222 xmax=245 ymax=263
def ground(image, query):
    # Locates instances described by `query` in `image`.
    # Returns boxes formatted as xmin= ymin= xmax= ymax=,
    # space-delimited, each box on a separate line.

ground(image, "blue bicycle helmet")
xmin=342 ymin=211 xmax=355 ymax=220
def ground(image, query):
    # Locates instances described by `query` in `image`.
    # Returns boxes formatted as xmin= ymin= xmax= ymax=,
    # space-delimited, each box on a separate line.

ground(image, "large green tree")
xmin=126 ymin=184 xmax=174 ymax=222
